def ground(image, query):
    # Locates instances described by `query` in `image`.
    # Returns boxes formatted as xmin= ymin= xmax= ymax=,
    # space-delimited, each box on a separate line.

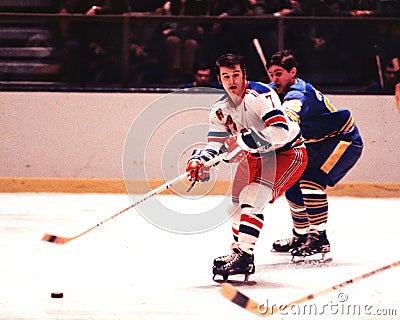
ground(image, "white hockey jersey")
xmin=204 ymin=82 xmax=303 ymax=155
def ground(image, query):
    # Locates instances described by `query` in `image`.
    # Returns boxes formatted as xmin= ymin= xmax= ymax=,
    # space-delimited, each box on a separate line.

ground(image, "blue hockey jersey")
xmin=269 ymin=78 xmax=363 ymax=186
xmin=269 ymin=78 xmax=361 ymax=144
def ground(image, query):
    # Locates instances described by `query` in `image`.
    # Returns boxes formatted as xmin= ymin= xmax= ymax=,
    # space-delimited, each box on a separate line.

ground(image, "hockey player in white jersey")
xmin=185 ymin=54 xmax=307 ymax=282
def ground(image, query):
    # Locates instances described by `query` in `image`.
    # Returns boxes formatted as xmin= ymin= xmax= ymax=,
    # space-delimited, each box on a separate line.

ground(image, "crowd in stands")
xmin=2 ymin=0 xmax=400 ymax=92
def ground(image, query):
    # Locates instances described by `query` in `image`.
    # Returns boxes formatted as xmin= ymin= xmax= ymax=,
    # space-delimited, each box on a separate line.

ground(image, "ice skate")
xmin=213 ymin=251 xmax=236 ymax=268
xmin=291 ymin=230 xmax=331 ymax=264
xmin=212 ymin=248 xmax=255 ymax=283
xmin=271 ymin=228 xmax=308 ymax=253
xmin=213 ymin=243 xmax=241 ymax=268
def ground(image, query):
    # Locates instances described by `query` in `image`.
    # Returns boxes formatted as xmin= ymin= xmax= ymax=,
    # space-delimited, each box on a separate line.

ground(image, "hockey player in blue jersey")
xmin=266 ymin=49 xmax=363 ymax=261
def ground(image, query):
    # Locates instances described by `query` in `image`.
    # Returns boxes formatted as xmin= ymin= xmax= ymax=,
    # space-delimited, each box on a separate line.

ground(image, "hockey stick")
xmin=252 ymin=38 xmax=272 ymax=82
xmin=220 ymin=259 xmax=400 ymax=317
xmin=374 ymin=44 xmax=385 ymax=90
xmin=41 ymin=153 xmax=226 ymax=245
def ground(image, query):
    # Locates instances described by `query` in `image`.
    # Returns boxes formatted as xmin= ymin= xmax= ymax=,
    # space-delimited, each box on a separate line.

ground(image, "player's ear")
xmin=217 ymin=74 xmax=221 ymax=83
xmin=290 ymin=67 xmax=297 ymax=78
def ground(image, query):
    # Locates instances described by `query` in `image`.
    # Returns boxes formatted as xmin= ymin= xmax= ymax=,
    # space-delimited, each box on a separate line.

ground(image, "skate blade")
xmin=270 ymin=248 xmax=292 ymax=255
xmin=292 ymin=252 xmax=332 ymax=265
xmin=212 ymin=272 xmax=257 ymax=285
xmin=213 ymin=277 xmax=257 ymax=286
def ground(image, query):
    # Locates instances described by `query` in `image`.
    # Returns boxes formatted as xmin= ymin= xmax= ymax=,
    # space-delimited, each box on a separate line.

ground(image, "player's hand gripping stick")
xmin=186 ymin=148 xmax=221 ymax=182
xmin=220 ymin=135 xmax=250 ymax=163
xmin=186 ymin=159 xmax=211 ymax=182
xmin=186 ymin=149 xmax=223 ymax=192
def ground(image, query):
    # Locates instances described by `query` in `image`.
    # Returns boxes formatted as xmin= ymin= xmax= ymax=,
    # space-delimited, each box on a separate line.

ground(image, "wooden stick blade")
xmin=41 ymin=233 xmax=71 ymax=245
xmin=220 ymin=283 xmax=267 ymax=316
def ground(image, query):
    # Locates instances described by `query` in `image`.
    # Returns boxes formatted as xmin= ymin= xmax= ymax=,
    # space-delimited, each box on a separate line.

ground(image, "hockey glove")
xmin=186 ymin=149 xmax=218 ymax=182
xmin=220 ymin=128 xmax=272 ymax=163
xmin=220 ymin=135 xmax=250 ymax=163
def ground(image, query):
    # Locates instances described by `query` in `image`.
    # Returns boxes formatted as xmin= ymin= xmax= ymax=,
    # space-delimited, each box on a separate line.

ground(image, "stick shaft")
xmin=42 ymin=153 xmax=226 ymax=244
xmin=376 ymin=54 xmax=385 ymax=89
xmin=41 ymin=173 xmax=186 ymax=244
xmin=253 ymin=38 xmax=271 ymax=81
xmin=374 ymin=45 xmax=385 ymax=89
xmin=286 ymin=260 xmax=400 ymax=308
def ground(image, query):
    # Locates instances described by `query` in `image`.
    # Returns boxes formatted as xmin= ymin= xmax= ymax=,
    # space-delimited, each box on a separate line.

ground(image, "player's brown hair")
xmin=266 ymin=49 xmax=298 ymax=73
xmin=215 ymin=54 xmax=246 ymax=80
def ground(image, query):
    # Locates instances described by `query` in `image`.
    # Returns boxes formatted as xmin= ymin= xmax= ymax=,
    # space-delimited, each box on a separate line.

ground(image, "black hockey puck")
xmin=51 ymin=292 xmax=63 ymax=298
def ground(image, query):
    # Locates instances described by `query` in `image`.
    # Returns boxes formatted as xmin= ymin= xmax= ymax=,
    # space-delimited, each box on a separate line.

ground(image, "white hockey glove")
xmin=220 ymin=135 xmax=250 ymax=163
xmin=220 ymin=128 xmax=272 ymax=163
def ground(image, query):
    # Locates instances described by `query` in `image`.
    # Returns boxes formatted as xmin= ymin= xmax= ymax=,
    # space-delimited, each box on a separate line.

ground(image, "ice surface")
xmin=0 ymin=193 xmax=399 ymax=320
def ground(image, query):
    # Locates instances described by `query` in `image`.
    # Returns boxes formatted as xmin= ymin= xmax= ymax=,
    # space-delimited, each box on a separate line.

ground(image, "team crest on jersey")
xmin=283 ymin=99 xmax=302 ymax=112
xmin=282 ymin=100 xmax=301 ymax=122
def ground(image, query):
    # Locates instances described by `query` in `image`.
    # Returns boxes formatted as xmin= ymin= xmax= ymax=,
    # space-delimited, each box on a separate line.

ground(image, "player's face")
xmin=195 ymin=69 xmax=211 ymax=87
xmin=268 ymin=65 xmax=296 ymax=95
xmin=219 ymin=65 xmax=246 ymax=100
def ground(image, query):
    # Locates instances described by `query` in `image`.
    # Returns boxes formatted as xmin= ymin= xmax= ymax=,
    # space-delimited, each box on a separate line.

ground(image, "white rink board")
xmin=0 ymin=193 xmax=399 ymax=320
xmin=1 ymin=92 xmax=399 ymax=183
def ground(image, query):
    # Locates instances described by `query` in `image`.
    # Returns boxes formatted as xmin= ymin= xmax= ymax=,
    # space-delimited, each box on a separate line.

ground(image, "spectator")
xmin=209 ymin=0 xmax=249 ymax=60
xmin=324 ymin=0 xmax=377 ymax=17
xmin=245 ymin=0 xmax=266 ymax=15
xmin=178 ymin=63 xmax=222 ymax=88
xmin=286 ymin=0 xmax=343 ymax=82
xmin=128 ymin=1 xmax=167 ymax=85
xmin=57 ymin=0 xmax=129 ymax=84
xmin=323 ymin=0 xmax=380 ymax=86
xmin=129 ymin=1 xmax=165 ymax=12
xmin=276 ymin=1 xmax=314 ymax=75
xmin=161 ymin=0 xmax=211 ymax=84
xmin=247 ymin=0 xmax=316 ymax=80
xmin=244 ymin=0 xmax=299 ymax=81
xmin=367 ymin=57 xmax=400 ymax=93
xmin=373 ymin=0 xmax=400 ymax=64
xmin=270 ymin=0 xmax=308 ymax=16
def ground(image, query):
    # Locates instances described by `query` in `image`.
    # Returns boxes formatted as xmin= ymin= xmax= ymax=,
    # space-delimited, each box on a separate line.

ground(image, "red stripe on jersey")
xmin=264 ymin=115 xmax=287 ymax=127
xmin=207 ymin=136 xmax=226 ymax=143
xmin=240 ymin=213 xmax=263 ymax=229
